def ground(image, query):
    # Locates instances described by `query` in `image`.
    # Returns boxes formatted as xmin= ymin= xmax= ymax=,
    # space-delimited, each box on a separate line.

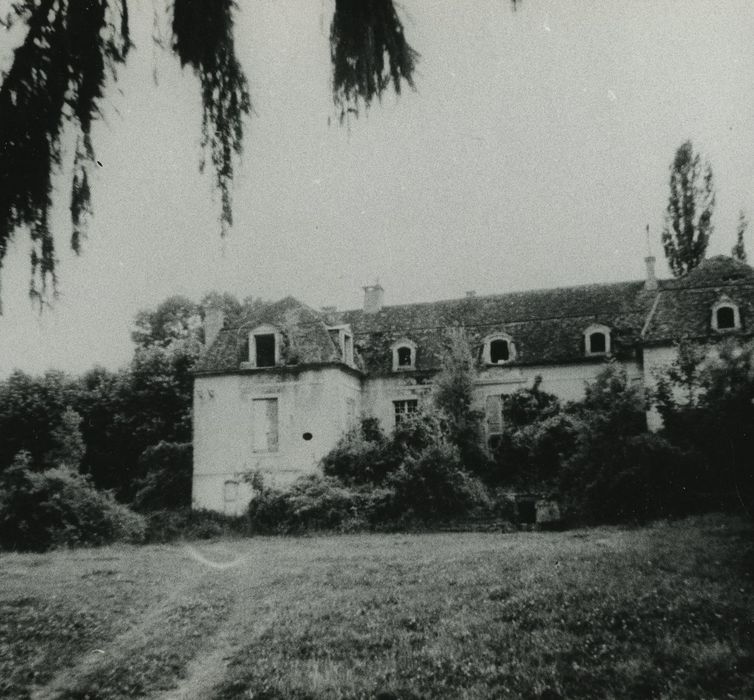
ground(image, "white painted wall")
xmin=192 ymin=367 xmax=361 ymax=513
xmin=360 ymin=361 xmax=643 ymax=434
xmin=193 ymin=358 xmax=650 ymax=513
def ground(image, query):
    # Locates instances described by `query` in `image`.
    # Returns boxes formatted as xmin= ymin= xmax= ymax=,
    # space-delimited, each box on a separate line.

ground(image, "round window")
xmin=302 ymin=432 xmax=313 ymax=441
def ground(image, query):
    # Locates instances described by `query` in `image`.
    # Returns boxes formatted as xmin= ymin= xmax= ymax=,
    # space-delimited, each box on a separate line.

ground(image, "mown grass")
xmin=1 ymin=515 xmax=752 ymax=699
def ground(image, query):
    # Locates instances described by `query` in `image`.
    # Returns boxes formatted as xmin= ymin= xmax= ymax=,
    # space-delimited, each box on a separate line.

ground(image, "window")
xmin=343 ymin=333 xmax=354 ymax=365
xmin=485 ymin=394 xmax=504 ymax=450
xmin=254 ymin=334 xmax=276 ymax=367
xmin=247 ymin=324 xmax=280 ymax=367
xmin=717 ymin=307 xmax=735 ymax=329
xmin=483 ymin=334 xmax=515 ymax=365
xmin=584 ymin=324 xmax=611 ymax=356
xmin=589 ymin=331 xmax=606 ymax=354
xmin=252 ymin=398 xmax=279 ymax=452
xmin=327 ymin=325 xmax=355 ymax=366
xmin=391 ymin=339 xmax=417 ymax=371
xmin=711 ymin=298 xmax=740 ymax=332
xmin=223 ymin=480 xmax=239 ymax=504
xmin=345 ymin=397 xmax=357 ymax=430
xmin=393 ymin=399 xmax=418 ymax=426
xmin=490 ymin=339 xmax=510 ymax=363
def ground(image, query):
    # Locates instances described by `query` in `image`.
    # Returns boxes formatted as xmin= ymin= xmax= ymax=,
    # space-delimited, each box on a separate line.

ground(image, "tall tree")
xmin=0 ymin=0 xmax=422 ymax=300
xmin=661 ymin=140 xmax=716 ymax=277
xmin=732 ymin=210 xmax=748 ymax=264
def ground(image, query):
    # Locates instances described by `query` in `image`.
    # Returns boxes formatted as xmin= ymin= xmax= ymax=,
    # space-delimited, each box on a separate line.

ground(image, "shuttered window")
xmin=252 ymin=398 xmax=279 ymax=452
xmin=485 ymin=395 xmax=504 ymax=448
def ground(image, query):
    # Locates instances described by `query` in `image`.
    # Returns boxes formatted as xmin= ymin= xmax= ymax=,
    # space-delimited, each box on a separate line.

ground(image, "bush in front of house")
xmin=559 ymin=431 xmax=687 ymax=524
xmin=248 ymin=473 xmax=367 ymax=533
xmin=557 ymin=362 xmax=690 ymax=523
xmin=654 ymin=338 xmax=754 ymax=515
xmin=320 ymin=417 xmax=397 ymax=486
xmin=0 ymin=452 xmax=146 ymax=551
xmin=386 ymin=442 xmax=491 ymax=521
xmin=251 ymin=435 xmax=491 ymax=533
xmin=131 ymin=441 xmax=193 ymax=512
xmin=143 ymin=507 xmax=248 ymax=542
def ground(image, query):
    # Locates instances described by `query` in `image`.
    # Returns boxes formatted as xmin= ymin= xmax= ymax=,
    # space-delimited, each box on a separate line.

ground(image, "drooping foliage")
xmin=330 ymin=0 xmax=418 ymax=123
xmin=0 ymin=0 xmax=424 ymax=301
xmin=661 ymin=140 xmax=716 ymax=277
xmin=0 ymin=0 xmax=131 ymax=300
xmin=171 ymin=0 xmax=251 ymax=234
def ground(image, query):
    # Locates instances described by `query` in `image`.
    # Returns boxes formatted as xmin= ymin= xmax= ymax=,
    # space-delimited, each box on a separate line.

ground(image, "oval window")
xmin=302 ymin=432 xmax=313 ymax=441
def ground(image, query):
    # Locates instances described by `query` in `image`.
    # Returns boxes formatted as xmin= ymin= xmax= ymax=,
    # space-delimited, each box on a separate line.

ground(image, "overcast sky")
xmin=1 ymin=0 xmax=754 ymax=376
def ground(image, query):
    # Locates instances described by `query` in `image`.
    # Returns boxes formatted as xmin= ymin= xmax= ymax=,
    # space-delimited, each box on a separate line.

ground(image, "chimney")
xmin=363 ymin=283 xmax=384 ymax=314
xmin=203 ymin=304 xmax=225 ymax=347
xmin=465 ymin=290 xmax=476 ymax=298
xmin=644 ymin=256 xmax=658 ymax=291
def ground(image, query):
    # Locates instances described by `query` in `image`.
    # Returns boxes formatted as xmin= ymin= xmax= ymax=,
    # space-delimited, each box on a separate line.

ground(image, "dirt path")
xmin=29 ymin=566 xmax=210 ymax=700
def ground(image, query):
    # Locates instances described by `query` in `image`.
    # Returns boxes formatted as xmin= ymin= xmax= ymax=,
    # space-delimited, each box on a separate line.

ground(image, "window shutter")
xmin=486 ymin=395 xmax=503 ymax=434
xmin=252 ymin=398 xmax=279 ymax=452
xmin=266 ymin=398 xmax=279 ymax=451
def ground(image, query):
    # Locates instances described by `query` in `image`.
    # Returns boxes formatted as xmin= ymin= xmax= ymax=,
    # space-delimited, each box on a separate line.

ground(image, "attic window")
xmin=247 ymin=324 xmax=280 ymax=368
xmin=483 ymin=334 xmax=515 ymax=365
xmin=711 ymin=298 xmax=740 ymax=332
xmin=328 ymin=325 xmax=355 ymax=366
xmin=255 ymin=335 xmax=275 ymax=367
xmin=584 ymin=324 xmax=611 ymax=356
xmin=391 ymin=339 xmax=417 ymax=371
xmin=589 ymin=332 xmax=606 ymax=353
xmin=490 ymin=339 xmax=510 ymax=363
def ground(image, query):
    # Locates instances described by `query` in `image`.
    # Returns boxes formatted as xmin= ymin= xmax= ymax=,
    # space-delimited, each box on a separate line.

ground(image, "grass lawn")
xmin=1 ymin=515 xmax=753 ymax=699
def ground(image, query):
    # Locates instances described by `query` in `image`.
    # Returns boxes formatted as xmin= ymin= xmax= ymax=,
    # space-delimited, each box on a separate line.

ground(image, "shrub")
xmin=433 ymin=330 xmax=490 ymax=477
xmin=655 ymin=339 xmax=754 ymax=514
xmin=248 ymin=474 xmax=364 ymax=534
xmin=494 ymin=412 xmax=581 ymax=487
xmin=0 ymin=453 xmax=145 ymax=551
xmin=131 ymin=441 xmax=192 ymax=511
xmin=559 ymin=425 xmax=686 ymax=524
xmin=503 ymin=376 xmax=561 ymax=428
xmin=386 ymin=443 xmax=491 ymax=521
xmin=321 ymin=418 xmax=396 ymax=485
xmin=143 ymin=508 xmax=247 ymax=542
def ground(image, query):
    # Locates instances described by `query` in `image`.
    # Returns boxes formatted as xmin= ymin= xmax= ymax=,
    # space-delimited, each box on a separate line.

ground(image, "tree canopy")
xmin=661 ymin=140 xmax=716 ymax=278
xmin=0 ymin=0 xmax=428 ymax=300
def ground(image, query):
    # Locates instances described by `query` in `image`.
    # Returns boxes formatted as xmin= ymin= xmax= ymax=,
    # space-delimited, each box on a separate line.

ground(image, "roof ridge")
xmin=340 ymin=278 xmax=649 ymax=315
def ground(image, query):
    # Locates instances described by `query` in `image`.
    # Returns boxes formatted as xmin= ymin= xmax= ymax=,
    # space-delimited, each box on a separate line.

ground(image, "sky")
xmin=1 ymin=0 xmax=754 ymax=376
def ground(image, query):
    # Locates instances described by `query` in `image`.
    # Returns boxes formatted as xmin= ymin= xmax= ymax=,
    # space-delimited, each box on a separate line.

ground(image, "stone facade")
xmin=192 ymin=256 xmax=754 ymax=513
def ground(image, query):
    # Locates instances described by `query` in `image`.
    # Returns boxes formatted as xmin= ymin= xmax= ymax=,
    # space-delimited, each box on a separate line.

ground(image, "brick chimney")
xmin=644 ymin=256 xmax=658 ymax=291
xmin=363 ymin=283 xmax=384 ymax=314
xmin=203 ymin=304 xmax=225 ymax=347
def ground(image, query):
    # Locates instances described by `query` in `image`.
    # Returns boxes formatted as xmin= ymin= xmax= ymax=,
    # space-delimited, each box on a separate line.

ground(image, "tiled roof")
xmin=641 ymin=256 xmax=754 ymax=343
xmin=337 ymin=281 xmax=654 ymax=373
xmin=195 ymin=256 xmax=754 ymax=375
xmin=194 ymin=296 xmax=339 ymax=373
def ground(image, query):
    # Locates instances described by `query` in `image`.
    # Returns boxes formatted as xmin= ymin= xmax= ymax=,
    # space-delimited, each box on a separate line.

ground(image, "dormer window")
xmin=328 ymin=325 xmax=355 ymax=366
xmin=711 ymin=297 xmax=740 ymax=332
xmin=248 ymin=324 xmax=280 ymax=367
xmin=584 ymin=324 xmax=611 ymax=356
xmin=391 ymin=339 xmax=417 ymax=371
xmin=483 ymin=334 xmax=515 ymax=365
